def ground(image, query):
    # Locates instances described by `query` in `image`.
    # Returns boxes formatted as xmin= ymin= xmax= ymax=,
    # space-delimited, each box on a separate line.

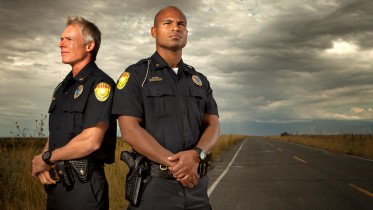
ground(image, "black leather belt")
xmin=149 ymin=160 xmax=210 ymax=179
xmin=149 ymin=162 xmax=175 ymax=179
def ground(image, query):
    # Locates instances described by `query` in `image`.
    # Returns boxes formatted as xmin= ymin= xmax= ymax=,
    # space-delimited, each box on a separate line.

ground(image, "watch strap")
xmin=42 ymin=151 xmax=53 ymax=165
xmin=192 ymin=147 xmax=205 ymax=161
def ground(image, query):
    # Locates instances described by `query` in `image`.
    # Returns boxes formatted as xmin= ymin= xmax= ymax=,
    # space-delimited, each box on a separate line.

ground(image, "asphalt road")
xmin=207 ymin=137 xmax=373 ymax=210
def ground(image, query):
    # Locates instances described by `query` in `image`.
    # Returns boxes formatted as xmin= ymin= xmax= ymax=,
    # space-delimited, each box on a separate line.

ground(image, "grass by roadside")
xmin=266 ymin=134 xmax=373 ymax=159
xmin=0 ymin=134 xmax=245 ymax=210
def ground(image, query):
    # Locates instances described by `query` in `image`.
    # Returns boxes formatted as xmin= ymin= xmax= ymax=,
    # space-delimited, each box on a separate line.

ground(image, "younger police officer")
xmin=112 ymin=6 xmax=220 ymax=210
xmin=32 ymin=16 xmax=116 ymax=210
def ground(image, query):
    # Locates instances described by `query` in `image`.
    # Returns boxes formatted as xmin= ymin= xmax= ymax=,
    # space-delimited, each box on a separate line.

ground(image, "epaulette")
xmin=185 ymin=64 xmax=195 ymax=70
xmin=185 ymin=64 xmax=198 ymax=74
xmin=124 ymin=58 xmax=149 ymax=73
xmin=134 ymin=58 xmax=149 ymax=66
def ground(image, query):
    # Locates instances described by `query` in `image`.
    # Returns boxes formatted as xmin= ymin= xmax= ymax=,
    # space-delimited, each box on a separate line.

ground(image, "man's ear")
xmin=151 ymin=27 xmax=156 ymax=38
xmin=86 ymin=42 xmax=95 ymax=52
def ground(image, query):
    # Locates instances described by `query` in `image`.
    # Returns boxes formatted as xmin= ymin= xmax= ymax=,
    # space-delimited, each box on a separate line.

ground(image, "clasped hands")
xmin=31 ymin=154 xmax=56 ymax=185
xmin=167 ymin=150 xmax=200 ymax=189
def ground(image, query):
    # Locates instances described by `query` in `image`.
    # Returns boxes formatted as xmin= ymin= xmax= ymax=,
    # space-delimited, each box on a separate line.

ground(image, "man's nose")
xmin=58 ymin=40 xmax=64 ymax=48
xmin=172 ymin=23 xmax=180 ymax=31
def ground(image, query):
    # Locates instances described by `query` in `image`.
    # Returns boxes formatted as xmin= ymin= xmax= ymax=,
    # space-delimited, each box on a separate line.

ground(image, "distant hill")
xmin=220 ymin=120 xmax=373 ymax=136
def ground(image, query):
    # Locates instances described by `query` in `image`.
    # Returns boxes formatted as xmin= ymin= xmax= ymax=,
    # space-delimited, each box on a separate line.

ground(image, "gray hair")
xmin=66 ymin=16 xmax=101 ymax=61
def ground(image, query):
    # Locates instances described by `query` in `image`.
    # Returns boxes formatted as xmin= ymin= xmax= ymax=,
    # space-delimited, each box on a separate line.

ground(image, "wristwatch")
xmin=42 ymin=151 xmax=54 ymax=165
xmin=192 ymin=147 xmax=207 ymax=161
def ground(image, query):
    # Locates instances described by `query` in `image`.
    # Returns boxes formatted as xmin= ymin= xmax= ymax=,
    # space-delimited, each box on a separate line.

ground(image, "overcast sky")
xmin=1 ymin=0 xmax=373 ymax=137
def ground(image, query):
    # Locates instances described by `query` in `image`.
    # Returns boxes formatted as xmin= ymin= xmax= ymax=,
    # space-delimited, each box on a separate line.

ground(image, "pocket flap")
xmin=146 ymin=85 xmax=174 ymax=97
xmin=189 ymin=87 xmax=207 ymax=101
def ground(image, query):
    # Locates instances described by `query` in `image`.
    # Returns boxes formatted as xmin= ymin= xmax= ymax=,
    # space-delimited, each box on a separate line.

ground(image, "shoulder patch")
xmin=94 ymin=82 xmax=111 ymax=102
xmin=116 ymin=72 xmax=130 ymax=90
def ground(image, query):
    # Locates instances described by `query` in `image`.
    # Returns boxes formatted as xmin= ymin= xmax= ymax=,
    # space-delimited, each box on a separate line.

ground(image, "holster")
xmin=120 ymin=151 xmax=151 ymax=206
xmin=197 ymin=154 xmax=211 ymax=177
xmin=54 ymin=160 xmax=75 ymax=187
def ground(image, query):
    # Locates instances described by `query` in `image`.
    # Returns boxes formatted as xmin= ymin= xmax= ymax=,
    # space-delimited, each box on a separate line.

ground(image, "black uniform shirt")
xmin=112 ymin=52 xmax=218 ymax=153
xmin=48 ymin=61 xmax=117 ymax=163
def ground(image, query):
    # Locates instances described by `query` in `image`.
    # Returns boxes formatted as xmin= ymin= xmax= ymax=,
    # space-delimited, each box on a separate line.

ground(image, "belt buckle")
xmin=159 ymin=165 xmax=168 ymax=171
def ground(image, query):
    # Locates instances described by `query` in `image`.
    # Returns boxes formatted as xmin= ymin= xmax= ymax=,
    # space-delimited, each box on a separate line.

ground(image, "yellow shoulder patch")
xmin=94 ymin=82 xmax=111 ymax=102
xmin=117 ymin=72 xmax=130 ymax=90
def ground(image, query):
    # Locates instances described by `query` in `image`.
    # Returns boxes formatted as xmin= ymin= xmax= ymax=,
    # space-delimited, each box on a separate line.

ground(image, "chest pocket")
xmin=189 ymin=86 xmax=207 ymax=119
xmin=61 ymin=83 xmax=92 ymax=134
xmin=144 ymin=84 xmax=174 ymax=118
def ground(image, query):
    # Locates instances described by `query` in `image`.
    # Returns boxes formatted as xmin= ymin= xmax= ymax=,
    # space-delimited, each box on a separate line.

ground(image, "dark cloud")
xmin=0 ymin=0 xmax=372 ymax=136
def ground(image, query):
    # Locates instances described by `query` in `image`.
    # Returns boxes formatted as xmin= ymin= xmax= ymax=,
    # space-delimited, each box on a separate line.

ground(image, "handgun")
xmin=120 ymin=151 xmax=135 ymax=168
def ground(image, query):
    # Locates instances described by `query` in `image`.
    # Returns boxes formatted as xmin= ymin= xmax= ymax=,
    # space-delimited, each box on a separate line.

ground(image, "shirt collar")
xmin=63 ymin=61 xmax=96 ymax=84
xmin=150 ymin=51 xmax=193 ymax=75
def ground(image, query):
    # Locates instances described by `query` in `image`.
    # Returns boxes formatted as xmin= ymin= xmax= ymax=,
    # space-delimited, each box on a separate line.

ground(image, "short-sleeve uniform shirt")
xmin=112 ymin=52 xmax=218 ymax=153
xmin=48 ymin=61 xmax=117 ymax=163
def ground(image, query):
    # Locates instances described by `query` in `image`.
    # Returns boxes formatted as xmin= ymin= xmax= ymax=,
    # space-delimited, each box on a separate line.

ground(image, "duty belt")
xmin=49 ymin=158 xmax=103 ymax=185
xmin=149 ymin=159 xmax=210 ymax=179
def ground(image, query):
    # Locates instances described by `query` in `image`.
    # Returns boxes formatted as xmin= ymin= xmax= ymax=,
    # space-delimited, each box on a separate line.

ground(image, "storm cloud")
xmin=1 ymin=0 xmax=372 ymax=136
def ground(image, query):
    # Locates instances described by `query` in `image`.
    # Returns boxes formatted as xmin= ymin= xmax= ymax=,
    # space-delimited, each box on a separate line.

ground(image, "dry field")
xmin=267 ymin=134 xmax=373 ymax=159
xmin=0 ymin=134 xmax=246 ymax=210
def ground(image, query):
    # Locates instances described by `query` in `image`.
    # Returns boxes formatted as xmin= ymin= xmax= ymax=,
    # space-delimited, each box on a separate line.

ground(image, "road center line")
xmin=349 ymin=183 xmax=373 ymax=197
xmin=293 ymin=156 xmax=307 ymax=164
xmin=207 ymin=139 xmax=246 ymax=197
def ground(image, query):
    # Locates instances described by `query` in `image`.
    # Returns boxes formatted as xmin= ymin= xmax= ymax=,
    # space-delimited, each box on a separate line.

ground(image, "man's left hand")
xmin=168 ymin=150 xmax=200 ymax=188
xmin=31 ymin=154 xmax=49 ymax=176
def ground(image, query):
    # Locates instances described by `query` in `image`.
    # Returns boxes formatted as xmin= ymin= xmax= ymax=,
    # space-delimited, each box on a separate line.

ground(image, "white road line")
xmin=344 ymin=154 xmax=373 ymax=162
xmin=349 ymin=183 xmax=373 ymax=197
xmin=293 ymin=155 xmax=307 ymax=164
xmin=207 ymin=140 xmax=246 ymax=197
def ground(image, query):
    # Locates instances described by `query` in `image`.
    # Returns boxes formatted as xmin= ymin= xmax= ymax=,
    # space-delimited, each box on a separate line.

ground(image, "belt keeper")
xmin=159 ymin=165 xmax=168 ymax=171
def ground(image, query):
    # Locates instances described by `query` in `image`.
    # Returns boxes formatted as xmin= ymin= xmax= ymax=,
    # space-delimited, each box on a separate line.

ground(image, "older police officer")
xmin=32 ymin=16 xmax=116 ymax=210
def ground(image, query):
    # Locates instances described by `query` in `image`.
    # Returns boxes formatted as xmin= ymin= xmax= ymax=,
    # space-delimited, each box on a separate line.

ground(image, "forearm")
xmin=50 ymin=122 xmax=107 ymax=163
xmin=196 ymin=115 xmax=220 ymax=153
xmin=42 ymin=139 xmax=49 ymax=152
xmin=119 ymin=116 xmax=174 ymax=166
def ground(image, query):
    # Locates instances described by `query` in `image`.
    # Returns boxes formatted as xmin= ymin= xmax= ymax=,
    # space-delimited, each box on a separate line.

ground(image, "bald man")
xmin=113 ymin=6 xmax=220 ymax=210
